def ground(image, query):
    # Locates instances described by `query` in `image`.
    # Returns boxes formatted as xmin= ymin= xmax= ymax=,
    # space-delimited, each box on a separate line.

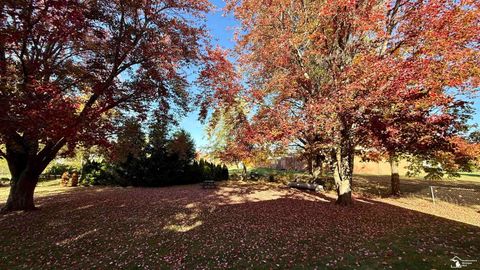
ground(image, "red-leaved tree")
xmin=221 ymin=0 xmax=479 ymax=205
xmin=0 ymin=0 xmax=232 ymax=211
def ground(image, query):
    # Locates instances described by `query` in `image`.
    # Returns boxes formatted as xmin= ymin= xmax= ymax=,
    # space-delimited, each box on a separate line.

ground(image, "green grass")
xmin=0 ymin=158 xmax=9 ymax=179
xmin=457 ymin=172 xmax=480 ymax=182
xmin=0 ymin=179 xmax=66 ymax=200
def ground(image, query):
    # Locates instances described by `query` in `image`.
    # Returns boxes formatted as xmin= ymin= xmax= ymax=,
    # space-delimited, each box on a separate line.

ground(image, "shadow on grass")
xmin=0 ymin=182 xmax=478 ymax=269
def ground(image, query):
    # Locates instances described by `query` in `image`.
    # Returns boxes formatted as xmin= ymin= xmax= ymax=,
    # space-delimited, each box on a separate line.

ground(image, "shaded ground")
xmin=0 ymin=181 xmax=479 ymax=269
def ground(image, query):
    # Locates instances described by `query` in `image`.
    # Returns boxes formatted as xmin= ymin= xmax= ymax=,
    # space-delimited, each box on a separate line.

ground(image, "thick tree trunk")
xmin=333 ymin=156 xmax=353 ymax=205
xmin=333 ymin=133 xmax=354 ymax=206
xmin=390 ymin=157 xmax=400 ymax=196
xmin=3 ymin=150 xmax=42 ymax=211
xmin=2 ymin=135 xmax=62 ymax=212
xmin=3 ymin=172 xmax=40 ymax=211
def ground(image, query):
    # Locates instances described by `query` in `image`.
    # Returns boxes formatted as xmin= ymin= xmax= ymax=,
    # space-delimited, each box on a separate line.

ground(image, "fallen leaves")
xmin=0 ymin=182 xmax=478 ymax=269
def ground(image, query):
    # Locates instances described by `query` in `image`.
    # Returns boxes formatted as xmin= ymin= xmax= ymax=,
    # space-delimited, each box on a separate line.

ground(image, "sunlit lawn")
xmin=0 ymin=179 xmax=72 ymax=200
xmin=0 ymin=178 xmax=478 ymax=269
xmin=458 ymin=172 xmax=480 ymax=182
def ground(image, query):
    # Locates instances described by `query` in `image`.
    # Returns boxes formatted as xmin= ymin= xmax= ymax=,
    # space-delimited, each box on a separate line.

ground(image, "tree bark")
xmin=312 ymin=154 xmax=323 ymax=180
xmin=390 ymin=156 xmax=400 ymax=196
xmin=3 ymin=172 xmax=40 ymax=211
xmin=333 ymin=127 xmax=354 ymax=206
xmin=2 ymin=135 xmax=62 ymax=212
xmin=307 ymin=155 xmax=313 ymax=175
xmin=2 ymin=146 xmax=43 ymax=212
xmin=242 ymin=162 xmax=247 ymax=177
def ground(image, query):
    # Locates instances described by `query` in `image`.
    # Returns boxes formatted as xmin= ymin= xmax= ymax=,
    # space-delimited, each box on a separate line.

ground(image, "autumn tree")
xmin=223 ymin=0 xmax=480 ymax=204
xmin=468 ymin=130 xmax=480 ymax=144
xmin=361 ymin=100 xmax=474 ymax=195
xmin=0 ymin=0 xmax=232 ymax=211
xmin=207 ymin=107 xmax=256 ymax=176
xmin=357 ymin=0 xmax=480 ymax=195
xmin=205 ymin=99 xmax=254 ymax=175
xmin=441 ymin=137 xmax=480 ymax=173
xmin=111 ymin=118 xmax=146 ymax=164
xmin=167 ymin=130 xmax=196 ymax=163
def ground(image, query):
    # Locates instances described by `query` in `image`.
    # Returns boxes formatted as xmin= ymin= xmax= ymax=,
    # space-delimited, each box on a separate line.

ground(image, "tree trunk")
xmin=333 ymin=121 xmax=354 ymax=206
xmin=307 ymin=155 xmax=313 ymax=175
xmin=2 ymin=135 xmax=62 ymax=212
xmin=3 ymin=172 xmax=40 ymax=211
xmin=390 ymin=157 xmax=400 ymax=196
xmin=312 ymin=154 xmax=323 ymax=180
xmin=333 ymin=153 xmax=354 ymax=205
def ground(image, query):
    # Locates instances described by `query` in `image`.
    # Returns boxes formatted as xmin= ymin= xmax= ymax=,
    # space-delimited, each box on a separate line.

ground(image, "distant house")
xmin=270 ymin=155 xmax=306 ymax=171
xmin=268 ymin=154 xmax=412 ymax=175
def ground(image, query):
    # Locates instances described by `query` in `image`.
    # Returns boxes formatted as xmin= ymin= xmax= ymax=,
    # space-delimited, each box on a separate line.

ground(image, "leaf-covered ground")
xmin=0 ymin=181 xmax=478 ymax=269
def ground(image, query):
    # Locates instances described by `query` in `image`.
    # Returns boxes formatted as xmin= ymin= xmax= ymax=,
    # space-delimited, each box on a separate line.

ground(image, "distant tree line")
xmin=80 ymin=118 xmax=228 ymax=187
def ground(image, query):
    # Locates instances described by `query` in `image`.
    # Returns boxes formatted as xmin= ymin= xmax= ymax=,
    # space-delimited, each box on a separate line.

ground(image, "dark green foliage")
xmin=46 ymin=163 xmax=76 ymax=175
xmin=468 ymin=130 xmax=480 ymax=144
xmin=191 ymin=160 xmax=229 ymax=181
xmin=81 ymin=157 xmax=228 ymax=187
xmin=406 ymin=157 xmax=463 ymax=180
xmin=222 ymin=164 xmax=229 ymax=180
xmin=80 ymin=127 xmax=229 ymax=187
xmin=316 ymin=176 xmax=335 ymax=190
xmin=80 ymin=160 xmax=115 ymax=186
xmin=111 ymin=155 xmax=149 ymax=187
xmin=423 ymin=166 xmax=444 ymax=181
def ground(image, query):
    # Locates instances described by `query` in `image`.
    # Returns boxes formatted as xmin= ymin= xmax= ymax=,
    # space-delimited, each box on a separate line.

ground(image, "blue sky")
xmin=179 ymin=0 xmax=480 ymax=150
xmin=178 ymin=0 xmax=237 ymax=150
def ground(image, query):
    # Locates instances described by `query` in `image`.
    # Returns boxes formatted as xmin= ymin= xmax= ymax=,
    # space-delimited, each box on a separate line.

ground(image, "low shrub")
xmin=80 ymin=158 xmax=229 ymax=187
xmin=80 ymin=160 xmax=115 ymax=186
xmin=80 ymin=125 xmax=229 ymax=187
xmin=46 ymin=163 xmax=76 ymax=176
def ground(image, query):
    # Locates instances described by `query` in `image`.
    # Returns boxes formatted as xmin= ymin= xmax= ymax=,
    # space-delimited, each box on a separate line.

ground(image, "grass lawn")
xmin=0 ymin=179 xmax=479 ymax=269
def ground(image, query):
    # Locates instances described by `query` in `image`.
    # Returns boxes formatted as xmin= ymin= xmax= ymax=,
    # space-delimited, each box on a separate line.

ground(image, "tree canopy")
xmin=212 ymin=0 xmax=480 ymax=204
xmin=0 ymin=0 xmax=234 ymax=211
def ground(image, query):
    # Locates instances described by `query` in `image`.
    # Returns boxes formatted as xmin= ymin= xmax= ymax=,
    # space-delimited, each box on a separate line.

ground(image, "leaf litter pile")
xmin=0 ymin=182 xmax=478 ymax=269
